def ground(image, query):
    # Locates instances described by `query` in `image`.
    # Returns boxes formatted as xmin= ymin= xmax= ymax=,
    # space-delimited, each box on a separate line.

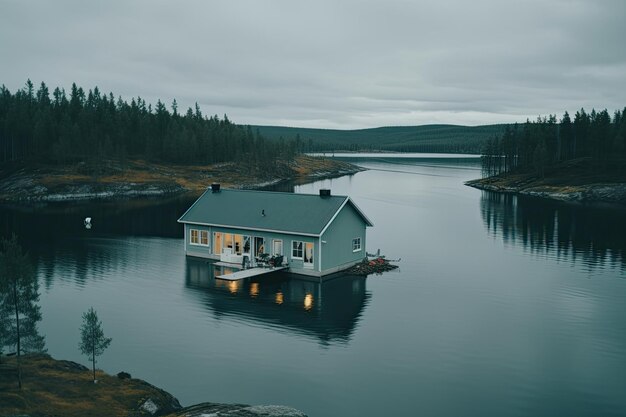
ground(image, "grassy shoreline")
xmin=0 ymin=354 xmax=181 ymax=417
xmin=0 ymin=354 xmax=306 ymax=417
xmin=0 ymin=156 xmax=363 ymax=203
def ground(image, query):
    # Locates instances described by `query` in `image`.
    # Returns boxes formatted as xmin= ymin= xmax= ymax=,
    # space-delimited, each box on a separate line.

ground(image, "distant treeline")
xmin=481 ymin=108 xmax=626 ymax=177
xmin=0 ymin=80 xmax=298 ymax=173
xmin=253 ymin=124 xmax=508 ymax=154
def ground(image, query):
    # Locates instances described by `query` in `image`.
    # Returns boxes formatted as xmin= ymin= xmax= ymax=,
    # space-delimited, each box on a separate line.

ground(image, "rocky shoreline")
xmin=465 ymin=177 xmax=626 ymax=206
xmin=174 ymin=403 xmax=307 ymax=417
xmin=0 ymin=156 xmax=364 ymax=203
xmin=0 ymin=354 xmax=307 ymax=417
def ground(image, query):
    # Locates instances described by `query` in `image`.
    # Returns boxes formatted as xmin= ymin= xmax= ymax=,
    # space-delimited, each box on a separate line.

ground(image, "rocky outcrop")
xmin=465 ymin=178 xmax=626 ymax=206
xmin=132 ymin=379 xmax=183 ymax=416
xmin=174 ymin=403 xmax=307 ymax=417
xmin=0 ymin=168 xmax=186 ymax=202
xmin=0 ymin=157 xmax=364 ymax=203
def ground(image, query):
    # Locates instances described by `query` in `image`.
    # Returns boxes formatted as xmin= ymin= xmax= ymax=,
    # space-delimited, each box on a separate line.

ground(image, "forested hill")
xmin=0 ymin=80 xmax=297 ymax=174
xmin=481 ymin=108 xmax=626 ymax=177
xmin=252 ymin=124 xmax=509 ymax=153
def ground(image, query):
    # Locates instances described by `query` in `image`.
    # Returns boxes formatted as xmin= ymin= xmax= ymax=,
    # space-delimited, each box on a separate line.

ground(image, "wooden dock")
xmin=216 ymin=266 xmax=287 ymax=281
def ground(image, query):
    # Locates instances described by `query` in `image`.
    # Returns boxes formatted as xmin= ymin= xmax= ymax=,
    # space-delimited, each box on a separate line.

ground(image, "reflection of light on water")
xmin=275 ymin=291 xmax=284 ymax=305
xmin=250 ymin=282 xmax=259 ymax=297
xmin=228 ymin=281 xmax=238 ymax=294
xmin=304 ymin=293 xmax=313 ymax=310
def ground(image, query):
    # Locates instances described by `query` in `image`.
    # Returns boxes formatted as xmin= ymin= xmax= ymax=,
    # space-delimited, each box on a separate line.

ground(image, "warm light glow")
xmin=228 ymin=280 xmax=238 ymax=294
xmin=250 ymin=282 xmax=259 ymax=297
xmin=304 ymin=293 xmax=313 ymax=310
xmin=275 ymin=291 xmax=284 ymax=305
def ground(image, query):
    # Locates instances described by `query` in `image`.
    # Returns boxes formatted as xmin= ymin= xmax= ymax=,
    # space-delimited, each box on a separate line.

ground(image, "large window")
xmin=224 ymin=233 xmax=233 ymax=251
xmin=190 ymin=229 xmax=209 ymax=246
xmin=292 ymin=241 xmax=303 ymax=259
xmin=352 ymin=237 xmax=362 ymax=252
xmin=214 ymin=232 xmax=251 ymax=255
xmin=234 ymin=234 xmax=242 ymax=254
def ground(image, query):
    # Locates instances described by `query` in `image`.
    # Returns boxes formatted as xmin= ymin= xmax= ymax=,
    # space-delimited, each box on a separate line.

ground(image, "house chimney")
xmin=319 ymin=189 xmax=331 ymax=197
xmin=211 ymin=183 xmax=221 ymax=193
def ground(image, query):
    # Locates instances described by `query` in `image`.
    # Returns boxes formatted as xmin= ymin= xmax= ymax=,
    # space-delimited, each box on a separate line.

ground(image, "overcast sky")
xmin=1 ymin=0 xmax=624 ymax=129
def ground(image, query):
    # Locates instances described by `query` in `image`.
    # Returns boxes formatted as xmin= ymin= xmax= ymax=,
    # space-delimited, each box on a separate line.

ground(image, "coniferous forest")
xmin=0 ymin=80 xmax=298 ymax=174
xmin=3 ymin=80 xmax=625 ymax=183
xmin=481 ymin=108 xmax=626 ymax=177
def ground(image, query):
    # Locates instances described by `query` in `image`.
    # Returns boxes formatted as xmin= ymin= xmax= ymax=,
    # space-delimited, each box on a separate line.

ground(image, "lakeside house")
xmin=178 ymin=184 xmax=373 ymax=278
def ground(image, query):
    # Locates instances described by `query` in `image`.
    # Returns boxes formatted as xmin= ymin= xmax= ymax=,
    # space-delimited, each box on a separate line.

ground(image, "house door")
xmin=304 ymin=242 xmax=314 ymax=269
xmin=272 ymin=239 xmax=283 ymax=256
xmin=213 ymin=232 xmax=222 ymax=255
xmin=254 ymin=237 xmax=265 ymax=257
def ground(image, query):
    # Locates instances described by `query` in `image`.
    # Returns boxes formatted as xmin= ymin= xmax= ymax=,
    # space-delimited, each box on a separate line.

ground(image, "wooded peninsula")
xmin=0 ymin=80 xmax=360 ymax=201
xmin=467 ymin=108 xmax=626 ymax=205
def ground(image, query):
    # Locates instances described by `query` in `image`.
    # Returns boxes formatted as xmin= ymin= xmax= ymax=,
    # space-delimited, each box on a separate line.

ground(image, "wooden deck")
xmin=216 ymin=266 xmax=287 ymax=281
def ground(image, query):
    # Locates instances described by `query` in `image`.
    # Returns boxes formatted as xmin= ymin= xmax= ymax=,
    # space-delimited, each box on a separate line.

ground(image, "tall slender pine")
xmin=79 ymin=307 xmax=112 ymax=383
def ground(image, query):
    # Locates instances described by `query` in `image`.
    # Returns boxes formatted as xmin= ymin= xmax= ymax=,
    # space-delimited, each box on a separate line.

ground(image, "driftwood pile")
xmin=348 ymin=257 xmax=399 ymax=276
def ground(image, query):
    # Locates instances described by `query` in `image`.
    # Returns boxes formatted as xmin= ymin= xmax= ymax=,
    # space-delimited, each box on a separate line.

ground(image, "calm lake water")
xmin=1 ymin=154 xmax=625 ymax=417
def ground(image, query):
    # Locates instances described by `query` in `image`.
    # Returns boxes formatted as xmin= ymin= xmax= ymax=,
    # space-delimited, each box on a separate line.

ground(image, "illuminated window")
xmin=200 ymin=230 xmax=209 ymax=246
xmin=234 ymin=234 xmax=241 ymax=254
xmin=213 ymin=232 xmax=222 ymax=254
xmin=352 ymin=237 xmax=361 ymax=252
xmin=304 ymin=242 xmax=314 ymax=266
xmin=292 ymin=241 xmax=303 ymax=259
xmin=224 ymin=233 xmax=233 ymax=250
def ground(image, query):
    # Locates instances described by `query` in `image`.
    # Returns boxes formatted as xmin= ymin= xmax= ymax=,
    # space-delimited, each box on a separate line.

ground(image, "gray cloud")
xmin=1 ymin=0 xmax=624 ymax=128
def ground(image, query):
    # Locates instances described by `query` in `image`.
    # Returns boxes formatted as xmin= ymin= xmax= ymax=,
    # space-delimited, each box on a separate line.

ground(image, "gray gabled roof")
xmin=178 ymin=189 xmax=372 ymax=236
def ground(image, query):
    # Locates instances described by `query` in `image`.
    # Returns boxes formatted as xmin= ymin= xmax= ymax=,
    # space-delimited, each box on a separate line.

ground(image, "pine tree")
xmin=573 ymin=109 xmax=590 ymax=158
xmin=533 ymin=139 xmax=549 ymax=178
xmin=560 ymin=111 xmax=573 ymax=161
xmin=0 ymin=302 xmax=9 ymax=364
xmin=79 ymin=307 xmax=112 ymax=383
xmin=0 ymin=235 xmax=46 ymax=389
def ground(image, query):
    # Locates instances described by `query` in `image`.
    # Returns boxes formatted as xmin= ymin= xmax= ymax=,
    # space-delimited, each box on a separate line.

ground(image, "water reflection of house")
xmin=178 ymin=184 xmax=373 ymax=278
xmin=185 ymin=258 xmax=371 ymax=344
